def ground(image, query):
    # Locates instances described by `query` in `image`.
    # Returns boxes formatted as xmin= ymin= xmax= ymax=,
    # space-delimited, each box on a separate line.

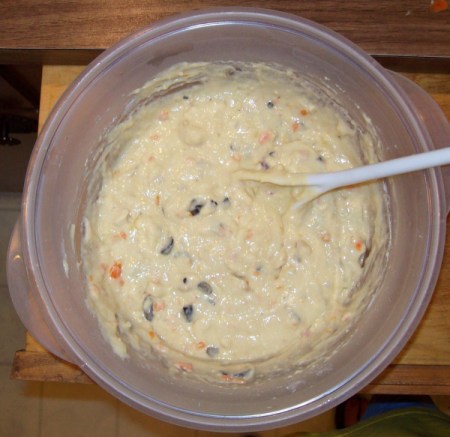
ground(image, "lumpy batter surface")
xmin=82 ymin=62 xmax=388 ymax=383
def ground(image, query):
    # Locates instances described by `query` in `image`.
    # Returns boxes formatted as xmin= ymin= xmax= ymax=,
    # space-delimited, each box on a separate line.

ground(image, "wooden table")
xmin=6 ymin=1 xmax=450 ymax=395
xmin=1 ymin=0 xmax=449 ymax=63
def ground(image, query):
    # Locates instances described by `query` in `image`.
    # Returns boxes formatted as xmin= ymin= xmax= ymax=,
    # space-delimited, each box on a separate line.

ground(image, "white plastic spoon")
xmin=235 ymin=147 xmax=450 ymax=207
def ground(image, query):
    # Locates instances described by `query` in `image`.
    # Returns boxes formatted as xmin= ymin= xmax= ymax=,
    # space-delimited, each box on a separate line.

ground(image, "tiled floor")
xmin=0 ymin=192 xmax=337 ymax=436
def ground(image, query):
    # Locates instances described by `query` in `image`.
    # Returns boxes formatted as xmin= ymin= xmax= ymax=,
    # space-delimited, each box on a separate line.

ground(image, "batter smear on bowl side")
xmin=81 ymin=62 xmax=388 ymax=383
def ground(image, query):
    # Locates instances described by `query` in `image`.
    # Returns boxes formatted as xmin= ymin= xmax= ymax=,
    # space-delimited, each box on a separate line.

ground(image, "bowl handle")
xmin=389 ymin=71 xmax=450 ymax=214
xmin=7 ymin=219 xmax=79 ymax=365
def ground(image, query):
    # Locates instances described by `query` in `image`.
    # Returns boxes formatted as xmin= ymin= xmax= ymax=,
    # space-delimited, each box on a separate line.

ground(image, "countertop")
xmin=1 ymin=0 xmax=449 ymax=64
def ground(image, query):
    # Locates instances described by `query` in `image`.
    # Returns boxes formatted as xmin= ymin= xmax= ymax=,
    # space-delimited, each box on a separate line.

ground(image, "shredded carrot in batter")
xmin=258 ymin=131 xmax=273 ymax=144
xmin=196 ymin=341 xmax=206 ymax=349
xmin=175 ymin=362 xmax=193 ymax=372
xmin=154 ymin=301 xmax=165 ymax=311
xmin=354 ymin=240 xmax=364 ymax=251
xmin=109 ymin=261 xmax=122 ymax=279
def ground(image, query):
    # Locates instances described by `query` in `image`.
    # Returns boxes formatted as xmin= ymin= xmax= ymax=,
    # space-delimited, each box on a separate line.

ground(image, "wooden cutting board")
xmin=11 ymin=65 xmax=450 ymax=394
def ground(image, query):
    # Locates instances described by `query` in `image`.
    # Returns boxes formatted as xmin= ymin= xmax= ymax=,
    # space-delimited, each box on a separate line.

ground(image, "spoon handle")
xmin=308 ymin=147 xmax=450 ymax=191
xmin=235 ymin=147 xmax=450 ymax=192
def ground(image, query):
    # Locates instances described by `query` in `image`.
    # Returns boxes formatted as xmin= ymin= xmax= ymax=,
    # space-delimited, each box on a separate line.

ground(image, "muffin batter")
xmin=81 ymin=62 xmax=388 ymax=383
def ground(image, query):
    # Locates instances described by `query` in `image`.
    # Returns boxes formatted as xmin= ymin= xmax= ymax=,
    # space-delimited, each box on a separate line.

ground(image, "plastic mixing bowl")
xmin=7 ymin=8 xmax=450 ymax=432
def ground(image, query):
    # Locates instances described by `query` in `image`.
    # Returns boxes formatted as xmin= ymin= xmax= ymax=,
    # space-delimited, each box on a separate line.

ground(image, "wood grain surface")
xmin=1 ymin=0 xmax=449 ymax=59
xmin=11 ymin=64 xmax=450 ymax=393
